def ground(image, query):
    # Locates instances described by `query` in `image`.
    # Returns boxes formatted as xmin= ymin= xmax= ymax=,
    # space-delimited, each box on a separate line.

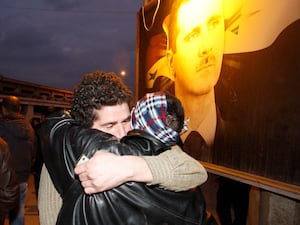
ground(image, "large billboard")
xmin=136 ymin=0 xmax=300 ymax=189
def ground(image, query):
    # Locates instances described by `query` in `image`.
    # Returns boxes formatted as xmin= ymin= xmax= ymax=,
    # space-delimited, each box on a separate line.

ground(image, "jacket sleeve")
xmin=143 ymin=145 xmax=208 ymax=191
xmin=0 ymin=138 xmax=20 ymax=215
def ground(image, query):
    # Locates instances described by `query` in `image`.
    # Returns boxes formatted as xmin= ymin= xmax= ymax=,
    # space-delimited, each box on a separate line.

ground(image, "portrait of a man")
xmin=137 ymin=0 xmax=300 ymax=185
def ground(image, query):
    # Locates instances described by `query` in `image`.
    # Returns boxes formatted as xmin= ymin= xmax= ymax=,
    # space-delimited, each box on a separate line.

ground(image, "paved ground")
xmin=4 ymin=175 xmax=40 ymax=225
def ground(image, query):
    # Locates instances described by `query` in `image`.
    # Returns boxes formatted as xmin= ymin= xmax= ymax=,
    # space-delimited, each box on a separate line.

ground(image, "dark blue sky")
xmin=0 ymin=0 xmax=142 ymax=92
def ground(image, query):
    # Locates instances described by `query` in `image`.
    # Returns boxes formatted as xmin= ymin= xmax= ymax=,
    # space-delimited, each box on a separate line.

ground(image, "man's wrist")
xmin=121 ymin=155 xmax=153 ymax=183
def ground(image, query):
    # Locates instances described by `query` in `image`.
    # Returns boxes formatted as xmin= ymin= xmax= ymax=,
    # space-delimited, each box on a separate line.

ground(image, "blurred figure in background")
xmin=0 ymin=96 xmax=35 ymax=225
xmin=0 ymin=137 xmax=19 ymax=225
xmin=30 ymin=117 xmax=44 ymax=198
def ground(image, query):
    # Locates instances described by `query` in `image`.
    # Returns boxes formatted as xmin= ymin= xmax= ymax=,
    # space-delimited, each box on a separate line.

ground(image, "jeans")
xmin=217 ymin=178 xmax=250 ymax=225
xmin=0 ymin=215 xmax=4 ymax=225
xmin=9 ymin=182 xmax=28 ymax=225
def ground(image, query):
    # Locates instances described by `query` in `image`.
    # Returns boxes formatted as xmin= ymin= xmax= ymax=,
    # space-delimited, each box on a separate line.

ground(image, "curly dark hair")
xmin=71 ymin=70 xmax=133 ymax=128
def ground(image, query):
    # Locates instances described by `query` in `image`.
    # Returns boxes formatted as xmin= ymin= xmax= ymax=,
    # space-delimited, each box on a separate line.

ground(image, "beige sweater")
xmin=38 ymin=146 xmax=207 ymax=225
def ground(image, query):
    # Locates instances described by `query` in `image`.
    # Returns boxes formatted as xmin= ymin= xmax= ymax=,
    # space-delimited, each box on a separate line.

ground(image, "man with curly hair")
xmin=38 ymin=71 xmax=208 ymax=225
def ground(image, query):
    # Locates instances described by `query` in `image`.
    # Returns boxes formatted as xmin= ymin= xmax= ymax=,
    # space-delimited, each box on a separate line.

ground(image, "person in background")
xmin=216 ymin=177 xmax=250 ymax=225
xmin=30 ymin=117 xmax=44 ymax=198
xmin=0 ymin=95 xmax=35 ymax=225
xmin=38 ymin=70 xmax=208 ymax=225
xmin=0 ymin=137 xmax=19 ymax=225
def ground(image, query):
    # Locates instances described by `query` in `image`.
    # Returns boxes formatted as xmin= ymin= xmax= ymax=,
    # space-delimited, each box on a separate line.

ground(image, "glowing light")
xmin=120 ymin=70 xmax=126 ymax=77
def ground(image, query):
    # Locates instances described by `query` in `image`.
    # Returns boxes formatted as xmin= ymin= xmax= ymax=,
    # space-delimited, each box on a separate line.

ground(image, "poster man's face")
xmin=172 ymin=0 xmax=224 ymax=96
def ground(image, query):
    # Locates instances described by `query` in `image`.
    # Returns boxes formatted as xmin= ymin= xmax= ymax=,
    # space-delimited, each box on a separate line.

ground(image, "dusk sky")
xmin=0 ymin=0 xmax=143 ymax=92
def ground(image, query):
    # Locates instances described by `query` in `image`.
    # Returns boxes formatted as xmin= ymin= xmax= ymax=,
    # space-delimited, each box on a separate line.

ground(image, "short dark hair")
xmin=1 ymin=95 xmax=21 ymax=113
xmin=71 ymin=70 xmax=133 ymax=128
xmin=164 ymin=0 xmax=188 ymax=52
xmin=165 ymin=91 xmax=184 ymax=133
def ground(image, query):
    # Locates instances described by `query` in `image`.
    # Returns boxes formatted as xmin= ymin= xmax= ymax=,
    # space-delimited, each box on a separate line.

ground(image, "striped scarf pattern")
xmin=131 ymin=91 xmax=179 ymax=146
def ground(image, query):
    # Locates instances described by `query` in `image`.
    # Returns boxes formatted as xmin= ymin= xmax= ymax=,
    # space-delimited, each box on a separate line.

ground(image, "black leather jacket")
xmin=40 ymin=114 xmax=206 ymax=225
xmin=0 ymin=137 xmax=19 ymax=219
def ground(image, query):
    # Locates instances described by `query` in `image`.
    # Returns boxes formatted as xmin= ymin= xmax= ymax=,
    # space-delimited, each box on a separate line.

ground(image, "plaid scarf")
xmin=131 ymin=91 xmax=179 ymax=146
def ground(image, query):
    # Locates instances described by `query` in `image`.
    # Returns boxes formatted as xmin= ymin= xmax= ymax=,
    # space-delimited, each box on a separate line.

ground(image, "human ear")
xmin=166 ymin=50 xmax=175 ymax=80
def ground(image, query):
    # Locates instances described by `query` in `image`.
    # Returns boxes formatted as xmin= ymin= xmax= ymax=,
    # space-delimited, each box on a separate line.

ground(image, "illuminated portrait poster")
xmin=136 ymin=0 xmax=300 ymax=186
